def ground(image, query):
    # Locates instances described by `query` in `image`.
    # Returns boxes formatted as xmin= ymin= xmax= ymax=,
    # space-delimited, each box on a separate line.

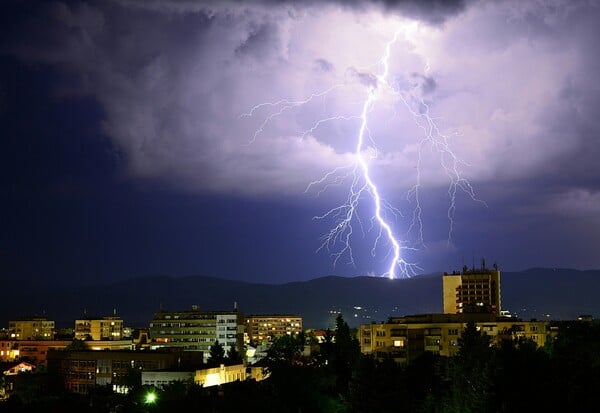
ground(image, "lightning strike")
xmin=341 ymin=30 xmax=413 ymax=279
xmin=242 ymin=25 xmax=480 ymax=279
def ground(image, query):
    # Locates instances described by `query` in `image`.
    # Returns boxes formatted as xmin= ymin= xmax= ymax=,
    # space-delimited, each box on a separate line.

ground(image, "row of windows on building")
xmin=157 ymin=315 xmax=236 ymax=322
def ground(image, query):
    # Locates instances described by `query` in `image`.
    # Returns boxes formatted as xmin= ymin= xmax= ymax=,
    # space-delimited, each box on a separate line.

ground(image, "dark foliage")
xmin=207 ymin=340 xmax=226 ymax=367
xmin=4 ymin=318 xmax=600 ymax=413
xmin=226 ymin=343 xmax=243 ymax=366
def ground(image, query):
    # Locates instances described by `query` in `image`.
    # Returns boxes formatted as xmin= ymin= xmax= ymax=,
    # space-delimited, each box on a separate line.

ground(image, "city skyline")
xmin=2 ymin=0 xmax=600 ymax=284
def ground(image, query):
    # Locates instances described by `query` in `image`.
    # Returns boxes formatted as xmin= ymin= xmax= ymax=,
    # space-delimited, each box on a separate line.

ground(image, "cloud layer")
xmin=3 ymin=0 xmax=600 ymax=274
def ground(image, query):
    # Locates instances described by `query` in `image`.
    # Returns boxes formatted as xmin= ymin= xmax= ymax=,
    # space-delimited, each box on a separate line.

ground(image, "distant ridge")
xmin=1 ymin=268 xmax=599 ymax=329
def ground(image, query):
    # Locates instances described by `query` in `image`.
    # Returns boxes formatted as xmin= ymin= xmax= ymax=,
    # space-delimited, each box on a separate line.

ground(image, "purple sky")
xmin=2 ymin=0 xmax=600 ymax=283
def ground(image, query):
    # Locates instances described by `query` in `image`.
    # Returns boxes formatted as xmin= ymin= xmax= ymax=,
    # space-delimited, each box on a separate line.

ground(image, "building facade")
xmin=8 ymin=318 xmax=54 ymax=340
xmin=0 ymin=340 xmax=70 ymax=365
xmin=359 ymin=313 xmax=549 ymax=363
xmin=149 ymin=307 xmax=244 ymax=360
xmin=194 ymin=364 xmax=246 ymax=387
xmin=245 ymin=314 xmax=302 ymax=345
xmin=75 ymin=316 xmax=124 ymax=341
xmin=47 ymin=350 xmax=185 ymax=395
xmin=443 ymin=268 xmax=501 ymax=315
xmin=0 ymin=339 xmax=134 ymax=366
xmin=141 ymin=364 xmax=267 ymax=389
xmin=141 ymin=370 xmax=195 ymax=388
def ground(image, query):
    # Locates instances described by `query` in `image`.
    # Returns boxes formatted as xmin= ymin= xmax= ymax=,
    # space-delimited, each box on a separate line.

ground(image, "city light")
xmin=144 ymin=391 xmax=157 ymax=404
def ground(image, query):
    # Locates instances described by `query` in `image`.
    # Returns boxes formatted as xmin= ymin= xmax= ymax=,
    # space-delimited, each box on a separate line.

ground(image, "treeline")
xmin=2 ymin=317 xmax=600 ymax=412
xmin=236 ymin=317 xmax=600 ymax=413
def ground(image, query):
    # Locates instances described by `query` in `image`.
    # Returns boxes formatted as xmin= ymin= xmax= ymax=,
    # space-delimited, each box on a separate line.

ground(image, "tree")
xmin=265 ymin=335 xmax=303 ymax=365
xmin=334 ymin=314 xmax=360 ymax=361
xmin=492 ymin=337 xmax=553 ymax=413
xmin=226 ymin=343 xmax=243 ymax=365
xmin=318 ymin=328 xmax=335 ymax=366
xmin=457 ymin=321 xmax=492 ymax=359
xmin=208 ymin=340 xmax=226 ymax=367
xmin=263 ymin=334 xmax=342 ymax=412
xmin=444 ymin=321 xmax=494 ymax=413
xmin=64 ymin=339 xmax=87 ymax=351
xmin=332 ymin=314 xmax=361 ymax=394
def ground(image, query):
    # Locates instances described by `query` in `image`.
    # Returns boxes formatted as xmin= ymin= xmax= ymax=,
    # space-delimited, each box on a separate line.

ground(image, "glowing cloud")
xmin=244 ymin=20 xmax=480 ymax=278
xmin=7 ymin=0 xmax=600 ymax=275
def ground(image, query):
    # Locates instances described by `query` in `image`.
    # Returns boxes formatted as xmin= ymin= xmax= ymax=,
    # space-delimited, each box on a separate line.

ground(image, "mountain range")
xmin=2 ymin=268 xmax=599 ymax=329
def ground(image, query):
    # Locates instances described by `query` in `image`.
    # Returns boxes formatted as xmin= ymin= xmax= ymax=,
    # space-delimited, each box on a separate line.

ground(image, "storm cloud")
xmin=3 ymin=0 xmax=600 ymax=276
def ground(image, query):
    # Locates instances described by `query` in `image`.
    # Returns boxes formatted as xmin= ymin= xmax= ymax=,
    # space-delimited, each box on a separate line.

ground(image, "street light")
xmin=144 ymin=391 xmax=157 ymax=405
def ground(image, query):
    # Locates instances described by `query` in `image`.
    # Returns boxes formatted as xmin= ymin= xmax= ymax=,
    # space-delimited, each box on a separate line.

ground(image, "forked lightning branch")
xmin=241 ymin=28 xmax=480 ymax=279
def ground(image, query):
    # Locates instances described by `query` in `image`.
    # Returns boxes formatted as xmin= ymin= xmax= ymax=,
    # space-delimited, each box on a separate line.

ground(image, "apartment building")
xmin=149 ymin=307 xmax=244 ymax=360
xmin=74 ymin=316 xmax=124 ymax=341
xmin=8 ymin=318 xmax=54 ymax=340
xmin=0 ymin=339 xmax=134 ymax=366
xmin=359 ymin=313 xmax=549 ymax=363
xmin=47 ymin=350 xmax=189 ymax=395
xmin=245 ymin=314 xmax=302 ymax=345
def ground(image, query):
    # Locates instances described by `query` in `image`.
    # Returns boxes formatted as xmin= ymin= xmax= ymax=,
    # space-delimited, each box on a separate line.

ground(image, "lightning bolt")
xmin=241 ymin=27 xmax=481 ymax=279
xmin=306 ymin=30 xmax=415 ymax=279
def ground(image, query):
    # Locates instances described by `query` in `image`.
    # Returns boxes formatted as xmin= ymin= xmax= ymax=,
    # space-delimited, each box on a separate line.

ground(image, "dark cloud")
xmin=235 ymin=21 xmax=281 ymax=59
xmin=116 ymin=0 xmax=469 ymax=25
xmin=375 ymin=0 xmax=468 ymax=24
xmin=347 ymin=67 xmax=378 ymax=89
xmin=410 ymin=73 xmax=437 ymax=95
xmin=314 ymin=58 xmax=334 ymax=72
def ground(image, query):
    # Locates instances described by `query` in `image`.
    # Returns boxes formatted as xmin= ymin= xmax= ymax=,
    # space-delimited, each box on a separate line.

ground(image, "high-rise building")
xmin=74 ymin=316 xmax=124 ymax=341
xmin=357 ymin=263 xmax=536 ymax=363
xmin=148 ymin=307 xmax=244 ymax=360
xmin=8 ymin=318 xmax=54 ymax=340
xmin=443 ymin=267 xmax=501 ymax=315
xmin=245 ymin=314 xmax=302 ymax=345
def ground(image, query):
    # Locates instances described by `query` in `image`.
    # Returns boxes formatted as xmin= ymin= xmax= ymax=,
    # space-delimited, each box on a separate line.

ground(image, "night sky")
xmin=2 ymin=0 xmax=600 ymax=284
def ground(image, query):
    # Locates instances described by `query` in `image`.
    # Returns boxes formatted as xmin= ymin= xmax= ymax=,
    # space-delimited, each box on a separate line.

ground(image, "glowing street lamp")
xmin=144 ymin=391 xmax=157 ymax=405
